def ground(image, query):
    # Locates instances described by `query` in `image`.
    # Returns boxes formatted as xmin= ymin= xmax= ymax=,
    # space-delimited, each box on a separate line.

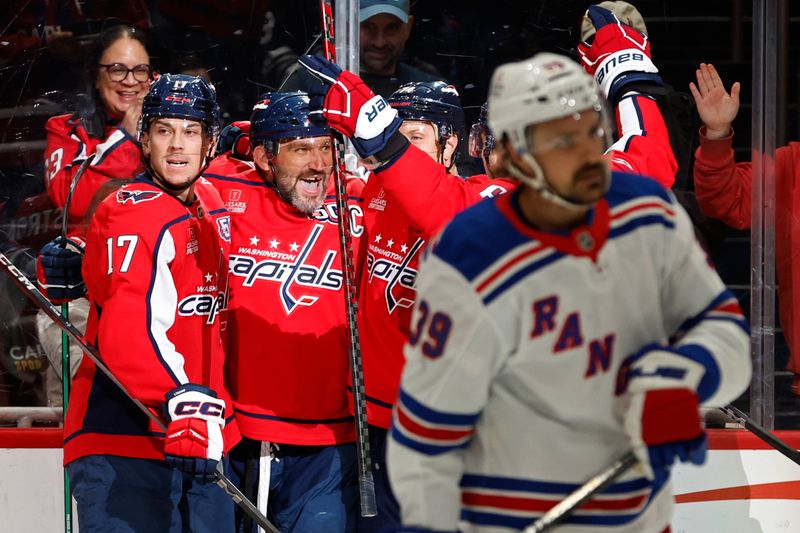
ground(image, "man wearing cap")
xmin=282 ymin=0 xmax=442 ymax=98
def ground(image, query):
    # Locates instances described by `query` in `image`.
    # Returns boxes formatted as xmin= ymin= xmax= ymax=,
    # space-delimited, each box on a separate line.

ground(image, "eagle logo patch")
xmin=116 ymin=189 xmax=162 ymax=204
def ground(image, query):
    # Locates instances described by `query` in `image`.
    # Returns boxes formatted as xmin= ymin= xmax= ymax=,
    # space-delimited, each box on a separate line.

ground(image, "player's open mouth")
xmin=297 ymin=177 xmax=322 ymax=195
xmin=166 ymin=160 xmax=188 ymax=167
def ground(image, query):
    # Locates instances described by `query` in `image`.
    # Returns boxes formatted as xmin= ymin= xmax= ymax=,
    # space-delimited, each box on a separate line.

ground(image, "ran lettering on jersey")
xmin=229 ymin=224 xmax=343 ymax=315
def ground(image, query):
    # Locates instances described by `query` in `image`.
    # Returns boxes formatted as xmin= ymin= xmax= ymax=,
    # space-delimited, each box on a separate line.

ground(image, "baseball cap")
xmin=580 ymin=1 xmax=648 ymax=42
xmin=360 ymin=0 xmax=410 ymax=23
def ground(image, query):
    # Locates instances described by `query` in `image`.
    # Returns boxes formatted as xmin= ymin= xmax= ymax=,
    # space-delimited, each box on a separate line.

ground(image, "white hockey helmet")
xmin=487 ymin=52 xmax=610 ymax=208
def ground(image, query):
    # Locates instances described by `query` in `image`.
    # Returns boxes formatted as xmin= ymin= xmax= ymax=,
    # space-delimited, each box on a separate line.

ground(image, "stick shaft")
xmin=522 ymin=451 xmax=638 ymax=533
xmin=318 ymin=0 xmax=377 ymax=517
xmin=723 ymin=405 xmax=800 ymax=465
xmin=0 ymin=251 xmax=278 ymax=532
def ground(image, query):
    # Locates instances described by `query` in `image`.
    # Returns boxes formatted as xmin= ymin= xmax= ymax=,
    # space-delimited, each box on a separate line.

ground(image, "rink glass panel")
xmin=0 ymin=0 xmax=793 ymax=428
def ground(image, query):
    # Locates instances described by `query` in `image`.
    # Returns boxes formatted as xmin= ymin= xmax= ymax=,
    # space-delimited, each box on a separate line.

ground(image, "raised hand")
xmin=577 ymin=4 xmax=662 ymax=103
xmin=120 ymin=93 xmax=145 ymax=138
xmin=689 ymin=63 xmax=740 ymax=140
xmin=299 ymin=55 xmax=401 ymax=158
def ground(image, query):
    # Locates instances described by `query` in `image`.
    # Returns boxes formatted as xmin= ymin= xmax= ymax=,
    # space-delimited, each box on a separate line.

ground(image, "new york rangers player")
xmin=386 ymin=49 xmax=751 ymax=533
xmin=65 ymin=74 xmax=240 ymax=532
xmin=203 ymin=92 xmax=364 ymax=532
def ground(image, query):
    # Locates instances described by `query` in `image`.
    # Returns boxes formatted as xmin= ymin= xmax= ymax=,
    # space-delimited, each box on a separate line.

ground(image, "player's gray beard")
xmin=273 ymin=168 xmax=329 ymax=214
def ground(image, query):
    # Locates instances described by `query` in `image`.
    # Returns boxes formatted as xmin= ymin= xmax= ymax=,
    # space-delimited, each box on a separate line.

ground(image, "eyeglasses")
xmin=98 ymin=63 xmax=151 ymax=82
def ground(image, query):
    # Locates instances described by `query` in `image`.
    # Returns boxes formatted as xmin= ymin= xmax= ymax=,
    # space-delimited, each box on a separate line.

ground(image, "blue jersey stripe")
xmin=608 ymin=215 xmax=675 ymax=240
xmin=459 ymin=473 xmax=650 ymax=494
xmin=391 ymin=425 xmax=470 ymax=456
xmin=204 ymin=172 xmax=269 ymax=188
xmin=482 ymin=251 xmax=564 ymax=305
xmin=234 ymin=407 xmax=353 ymax=425
xmin=399 ymin=389 xmax=481 ymax=426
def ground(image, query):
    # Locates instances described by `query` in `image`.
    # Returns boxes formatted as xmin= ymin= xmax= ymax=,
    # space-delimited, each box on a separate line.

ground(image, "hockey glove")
xmin=577 ymin=5 xmax=663 ymax=103
xmin=164 ymin=384 xmax=226 ymax=484
xmin=36 ymin=236 xmax=86 ymax=304
xmin=617 ymin=344 xmax=711 ymax=480
xmin=298 ymin=55 xmax=402 ymax=158
xmin=217 ymin=120 xmax=252 ymax=160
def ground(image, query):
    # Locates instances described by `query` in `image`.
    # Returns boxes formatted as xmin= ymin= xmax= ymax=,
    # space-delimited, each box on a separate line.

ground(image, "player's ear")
xmin=443 ymin=134 xmax=458 ymax=166
xmin=402 ymin=15 xmax=414 ymax=40
xmin=252 ymin=145 xmax=273 ymax=176
xmin=140 ymin=131 xmax=151 ymax=157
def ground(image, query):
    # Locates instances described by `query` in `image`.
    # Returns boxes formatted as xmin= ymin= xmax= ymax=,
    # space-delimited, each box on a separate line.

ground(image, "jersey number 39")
xmin=408 ymin=299 xmax=452 ymax=359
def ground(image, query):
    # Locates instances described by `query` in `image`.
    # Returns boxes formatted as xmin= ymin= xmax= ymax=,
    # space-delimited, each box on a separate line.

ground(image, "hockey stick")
xmin=318 ymin=0 xmax=377 ymax=518
xmin=59 ymin=152 xmax=94 ymax=533
xmin=521 ymin=451 xmax=638 ymax=533
xmin=0 ymin=251 xmax=279 ymax=533
xmin=719 ymin=405 xmax=800 ymax=466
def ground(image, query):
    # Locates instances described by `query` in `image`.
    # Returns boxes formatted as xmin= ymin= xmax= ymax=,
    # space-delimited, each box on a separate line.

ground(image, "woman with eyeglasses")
xmin=43 ymin=24 xmax=152 ymax=236
xmin=36 ymin=24 xmax=152 ymax=410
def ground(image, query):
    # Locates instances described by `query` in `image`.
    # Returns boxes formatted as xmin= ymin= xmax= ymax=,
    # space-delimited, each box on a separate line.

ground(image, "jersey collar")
xmin=497 ymin=190 xmax=610 ymax=261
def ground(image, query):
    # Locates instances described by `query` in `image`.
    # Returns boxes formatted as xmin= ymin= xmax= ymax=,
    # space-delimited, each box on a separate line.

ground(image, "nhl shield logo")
xmin=217 ymin=216 xmax=231 ymax=242
xmin=576 ymin=230 xmax=595 ymax=251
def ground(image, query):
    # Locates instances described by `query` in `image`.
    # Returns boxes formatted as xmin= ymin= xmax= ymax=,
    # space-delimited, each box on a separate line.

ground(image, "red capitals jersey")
xmin=64 ymin=175 xmax=240 ymax=464
xmin=44 ymin=114 xmax=143 ymax=236
xmin=359 ymin=92 xmax=677 ymax=428
xmin=360 ymin=145 xmax=516 ymax=428
xmin=204 ymin=153 xmax=365 ymax=445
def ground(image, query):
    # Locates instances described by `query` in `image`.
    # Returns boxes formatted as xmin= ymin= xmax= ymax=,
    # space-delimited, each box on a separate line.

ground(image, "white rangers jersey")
xmin=388 ymin=171 xmax=751 ymax=532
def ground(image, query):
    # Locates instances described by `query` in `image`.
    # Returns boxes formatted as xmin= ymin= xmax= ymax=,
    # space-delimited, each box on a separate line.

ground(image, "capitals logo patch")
xmin=117 ymin=189 xmax=162 ymax=204
xmin=217 ymin=216 xmax=231 ymax=242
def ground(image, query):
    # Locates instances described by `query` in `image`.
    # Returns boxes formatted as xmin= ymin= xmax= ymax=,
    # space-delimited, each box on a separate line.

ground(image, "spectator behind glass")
xmin=281 ymin=0 xmax=443 ymax=98
xmin=43 ymin=23 xmax=151 ymax=235
xmin=37 ymin=24 xmax=151 ymax=407
xmin=690 ymin=63 xmax=800 ymax=396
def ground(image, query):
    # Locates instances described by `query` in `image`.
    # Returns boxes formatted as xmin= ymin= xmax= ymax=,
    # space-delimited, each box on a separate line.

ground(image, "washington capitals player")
xmin=385 ymin=17 xmax=751 ymax=533
xmin=203 ymin=92 xmax=364 ymax=532
xmin=65 ymin=74 xmax=240 ymax=532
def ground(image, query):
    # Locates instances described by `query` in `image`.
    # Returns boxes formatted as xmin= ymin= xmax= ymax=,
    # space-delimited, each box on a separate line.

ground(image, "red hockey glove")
xmin=299 ymin=55 xmax=402 ymax=158
xmin=617 ymin=344 xmax=712 ymax=479
xmin=624 ymin=388 xmax=706 ymax=480
xmin=163 ymin=384 xmax=226 ymax=484
xmin=577 ymin=5 xmax=662 ymax=103
xmin=216 ymin=120 xmax=251 ymax=160
xmin=36 ymin=236 xmax=86 ymax=304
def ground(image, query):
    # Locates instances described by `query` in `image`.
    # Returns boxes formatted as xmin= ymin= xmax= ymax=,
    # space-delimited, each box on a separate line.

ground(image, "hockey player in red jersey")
xmin=64 ymin=74 xmax=240 ymax=533
xmin=203 ymin=92 xmax=364 ymax=532
xmin=385 ymin=7 xmax=748 ymax=533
